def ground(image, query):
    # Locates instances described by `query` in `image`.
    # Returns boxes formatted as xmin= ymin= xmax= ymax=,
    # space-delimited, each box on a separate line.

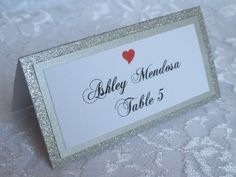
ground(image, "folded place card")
xmin=13 ymin=6 xmax=220 ymax=167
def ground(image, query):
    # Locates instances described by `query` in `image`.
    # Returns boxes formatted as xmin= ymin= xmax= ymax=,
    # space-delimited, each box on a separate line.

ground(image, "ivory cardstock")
xmin=14 ymin=6 xmax=220 ymax=167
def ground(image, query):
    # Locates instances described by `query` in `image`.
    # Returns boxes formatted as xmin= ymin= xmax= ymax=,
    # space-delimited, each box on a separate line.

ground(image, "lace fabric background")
xmin=0 ymin=1 xmax=236 ymax=177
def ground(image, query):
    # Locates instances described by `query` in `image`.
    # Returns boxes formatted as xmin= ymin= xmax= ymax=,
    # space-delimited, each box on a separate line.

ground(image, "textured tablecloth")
xmin=1 ymin=1 xmax=236 ymax=177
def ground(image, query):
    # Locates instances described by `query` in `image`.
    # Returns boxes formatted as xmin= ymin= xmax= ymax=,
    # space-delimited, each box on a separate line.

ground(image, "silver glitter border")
xmin=19 ymin=6 xmax=220 ymax=168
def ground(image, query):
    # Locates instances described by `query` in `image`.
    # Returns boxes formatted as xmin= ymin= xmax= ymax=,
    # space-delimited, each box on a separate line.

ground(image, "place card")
xmin=14 ymin=6 xmax=220 ymax=167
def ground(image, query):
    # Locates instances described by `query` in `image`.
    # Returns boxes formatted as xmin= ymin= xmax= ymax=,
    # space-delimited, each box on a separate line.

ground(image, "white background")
xmin=44 ymin=24 xmax=209 ymax=149
xmin=1 ymin=1 xmax=235 ymax=177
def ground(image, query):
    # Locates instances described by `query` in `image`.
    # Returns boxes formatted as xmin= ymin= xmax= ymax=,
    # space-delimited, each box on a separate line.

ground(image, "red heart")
xmin=122 ymin=49 xmax=135 ymax=64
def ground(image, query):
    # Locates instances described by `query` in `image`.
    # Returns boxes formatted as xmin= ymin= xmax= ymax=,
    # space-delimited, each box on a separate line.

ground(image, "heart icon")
xmin=122 ymin=49 xmax=135 ymax=64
